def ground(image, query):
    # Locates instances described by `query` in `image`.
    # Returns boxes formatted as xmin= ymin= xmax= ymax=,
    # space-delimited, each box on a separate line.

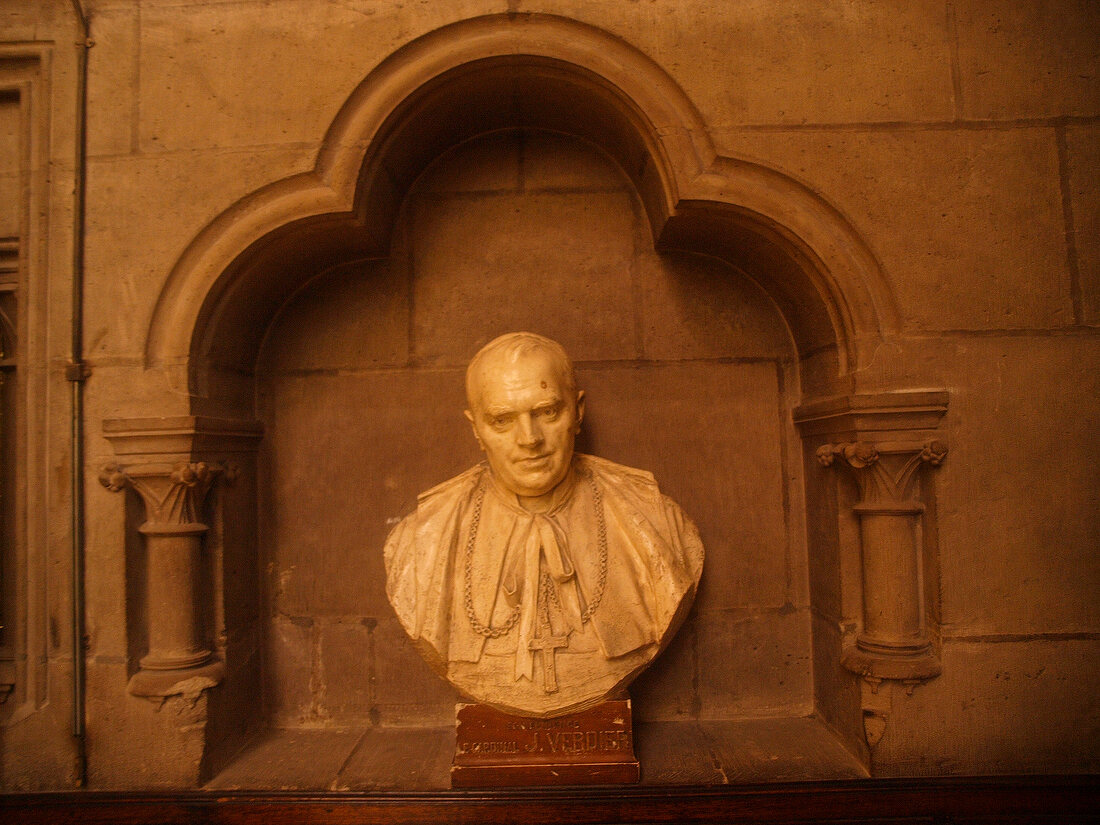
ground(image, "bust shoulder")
xmin=577 ymin=453 xmax=659 ymax=494
xmin=415 ymin=462 xmax=486 ymax=507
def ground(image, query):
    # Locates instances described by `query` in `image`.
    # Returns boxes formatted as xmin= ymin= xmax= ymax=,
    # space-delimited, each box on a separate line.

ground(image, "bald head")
xmin=465 ymin=332 xmax=576 ymax=412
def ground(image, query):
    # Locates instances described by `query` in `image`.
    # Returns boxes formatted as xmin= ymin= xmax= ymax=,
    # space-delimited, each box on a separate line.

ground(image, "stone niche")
xmin=248 ymin=129 xmax=834 ymax=787
xmin=256 ymin=129 xmax=805 ymax=734
xmin=108 ymin=16 xmax=950 ymax=789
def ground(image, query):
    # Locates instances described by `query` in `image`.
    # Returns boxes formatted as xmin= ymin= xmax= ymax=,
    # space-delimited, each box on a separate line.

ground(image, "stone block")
xmin=633 ymin=721 xmax=724 ymax=784
xmin=1066 ymin=124 xmax=1100 ymax=324
xmin=265 ymin=614 xmax=315 ymax=727
xmin=551 ymin=0 xmax=954 ymax=126
xmin=417 ymin=131 xmax=521 ymax=194
xmin=877 ymin=638 xmax=1100 ymax=775
xmin=0 ymin=660 xmax=78 ymax=791
xmin=317 ymin=619 xmax=373 ymax=721
xmin=809 ymin=612 xmax=864 ymax=757
xmin=372 ymin=616 xmax=457 ymax=726
xmin=0 ymin=0 xmax=64 ymax=40
xmin=86 ymin=5 xmax=138 ymax=157
xmin=334 ymin=727 xmax=454 ymax=791
xmin=83 ymin=465 xmax=130 ymax=661
xmin=802 ymin=445 xmax=846 ymax=622
xmin=701 ymin=717 xmax=868 ymax=783
xmin=695 ymin=608 xmax=813 ymax=719
xmin=954 ymin=0 xmax=1100 ymax=120
xmin=257 ymin=259 xmax=409 ymax=372
xmin=578 ymin=361 xmax=794 ymax=612
xmin=136 ymin=0 xmax=495 ymax=153
xmin=84 ymin=146 xmax=314 ymax=359
xmin=409 ymin=190 xmax=638 ymax=365
xmin=202 ymin=633 xmax=264 ymax=782
xmin=261 ymin=370 xmax=479 ymax=617
xmin=522 ymin=131 xmax=630 ymax=191
xmin=0 ymin=97 xmax=21 ymax=238
xmin=932 ymin=335 xmax=1100 ymax=634
xmin=81 ymin=365 xmax=195 ymax=430
xmin=636 ymin=716 xmax=867 ymax=785
xmin=631 ymin=616 xmax=698 ymax=723
xmin=205 ymin=728 xmax=363 ymax=790
xmin=638 ymin=249 xmax=794 ymax=361
xmin=218 ymin=461 xmax=262 ymax=635
xmin=714 ymin=127 xmax=1072 ymax=331
xmin=129 ymin=1 xmax=958 ymax=152
xmin=85 ymin=660 xmax=209 ymax=789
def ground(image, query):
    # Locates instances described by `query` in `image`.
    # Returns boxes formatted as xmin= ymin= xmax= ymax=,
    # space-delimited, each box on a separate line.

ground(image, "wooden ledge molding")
xmin=0 ymin=776 xmax=1096 ymax=824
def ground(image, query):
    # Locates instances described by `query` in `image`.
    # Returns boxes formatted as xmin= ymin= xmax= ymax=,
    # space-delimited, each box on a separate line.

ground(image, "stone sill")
xmin=205 ymin=716 xmax=868 ymax=791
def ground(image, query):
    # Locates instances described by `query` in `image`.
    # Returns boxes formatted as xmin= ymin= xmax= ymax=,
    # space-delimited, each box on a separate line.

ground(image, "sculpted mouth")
xmin=517 ymin=454 xmax=552 ymax=465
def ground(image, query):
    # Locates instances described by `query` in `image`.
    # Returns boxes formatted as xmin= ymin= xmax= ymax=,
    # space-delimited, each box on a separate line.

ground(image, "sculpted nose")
xmin=516 ymin=414 xmax=543 ymax=447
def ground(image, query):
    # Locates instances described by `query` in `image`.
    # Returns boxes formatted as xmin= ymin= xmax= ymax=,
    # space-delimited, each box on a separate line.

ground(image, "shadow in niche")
xmin=198 ymin=453 xmax=267 ymax=785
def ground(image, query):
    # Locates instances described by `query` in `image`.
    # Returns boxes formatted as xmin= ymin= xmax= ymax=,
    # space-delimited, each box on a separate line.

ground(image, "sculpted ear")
xmin=464 ymin=409 xmax=484 ymax=451
xmin=574 ymin=390 xmax=585 ymax=430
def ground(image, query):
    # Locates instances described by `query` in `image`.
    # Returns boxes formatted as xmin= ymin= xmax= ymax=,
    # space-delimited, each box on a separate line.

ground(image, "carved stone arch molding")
xmin=104 ymin=12 xmax=948 ymax=775
xmin=145 ymin=13 xmax=900 ymax=402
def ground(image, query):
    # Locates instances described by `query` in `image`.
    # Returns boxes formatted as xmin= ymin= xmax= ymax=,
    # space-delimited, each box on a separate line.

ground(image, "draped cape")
xmin=384 ymin=454 xmax=704 ymax=682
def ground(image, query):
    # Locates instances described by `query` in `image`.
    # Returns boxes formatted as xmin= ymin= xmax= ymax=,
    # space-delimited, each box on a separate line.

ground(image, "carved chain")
xmin=583 ymin=472 xmax=609 ymax=623
xmin=462 ymin=482 xmax=519 ymax=638
xmin=463 ymin=467 xmax=608 ymax=638
xmin=538 ymin=572 xmax=556 ymax=631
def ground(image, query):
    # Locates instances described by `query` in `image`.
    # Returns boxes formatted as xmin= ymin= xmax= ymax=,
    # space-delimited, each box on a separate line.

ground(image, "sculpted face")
xmin=465 ymin=348 xmax=584 ymax=502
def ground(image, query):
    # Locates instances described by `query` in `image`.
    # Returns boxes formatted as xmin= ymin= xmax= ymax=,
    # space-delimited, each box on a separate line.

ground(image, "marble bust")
xmin=384 ymin=333 xmax=704 ymax=717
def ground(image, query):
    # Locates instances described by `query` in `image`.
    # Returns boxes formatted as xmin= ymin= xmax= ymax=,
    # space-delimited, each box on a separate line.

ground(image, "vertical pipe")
xmin=70 ymin=366 xmax=85 ymax=785
xmin=68 ymin=0 xmax=91 ymax=788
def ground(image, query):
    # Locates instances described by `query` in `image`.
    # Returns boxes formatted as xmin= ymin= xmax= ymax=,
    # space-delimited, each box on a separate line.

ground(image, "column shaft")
xmin=140 ymin=523 xmax=210 ymax=670
xmin=855 ymin=507 xmax=926 ymax=654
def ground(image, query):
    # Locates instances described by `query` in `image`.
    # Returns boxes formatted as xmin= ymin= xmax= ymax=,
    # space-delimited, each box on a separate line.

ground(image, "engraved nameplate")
xmin=452 ymin=699 xmax=640 ymax=787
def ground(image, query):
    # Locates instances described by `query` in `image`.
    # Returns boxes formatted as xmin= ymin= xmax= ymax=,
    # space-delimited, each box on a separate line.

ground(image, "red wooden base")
xmin=451 ymin=700 xmax=640 ymax=787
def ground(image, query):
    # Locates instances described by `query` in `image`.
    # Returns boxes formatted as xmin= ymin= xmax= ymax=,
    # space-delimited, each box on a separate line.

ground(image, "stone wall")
xmin=0 ymin=0 xmax=1096 ymax=790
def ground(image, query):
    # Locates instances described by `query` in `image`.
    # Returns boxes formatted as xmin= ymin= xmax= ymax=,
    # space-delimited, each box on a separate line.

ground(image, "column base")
xmin=140 ymin=648 xmax=214 ymax=671
xmin=843 ymin=644 xmax=940 ymax=683
xmin=128 ymin=657 xmax=225 ymax=698
xmin=856 ymin=634 xmax=932 ymax=657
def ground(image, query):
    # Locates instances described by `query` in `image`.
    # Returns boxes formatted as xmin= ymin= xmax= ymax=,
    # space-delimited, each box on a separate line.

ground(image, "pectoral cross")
xmin=528 ymin=633 xmax=569 ymax=693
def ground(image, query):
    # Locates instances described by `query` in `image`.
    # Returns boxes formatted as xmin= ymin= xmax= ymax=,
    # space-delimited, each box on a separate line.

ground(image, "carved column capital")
xmin=816 ymin=440 xmax=947 ymax=510
xmin=99 ymin=461 xmax=227 ymax=530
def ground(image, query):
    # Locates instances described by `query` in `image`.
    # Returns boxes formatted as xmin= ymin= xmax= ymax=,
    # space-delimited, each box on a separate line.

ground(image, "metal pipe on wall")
xmin=67 ymin=0 xmax=91 ymax=788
